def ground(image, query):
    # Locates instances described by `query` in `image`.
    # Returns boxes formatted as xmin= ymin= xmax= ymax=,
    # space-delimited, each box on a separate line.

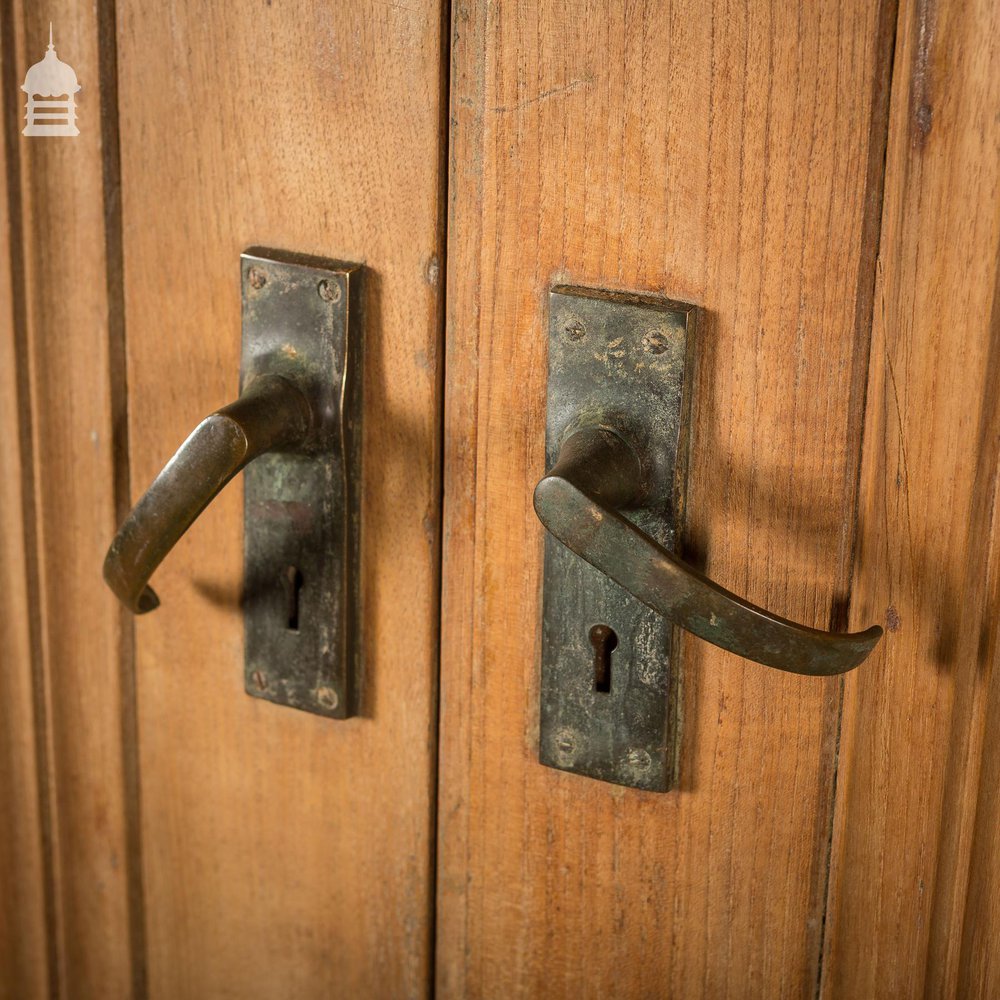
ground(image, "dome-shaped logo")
xmin=21 ymin=24 xmax=80 ymax=137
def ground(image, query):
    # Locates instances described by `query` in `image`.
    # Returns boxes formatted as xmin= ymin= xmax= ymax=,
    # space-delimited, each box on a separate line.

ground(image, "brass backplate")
xmin=241 ymin=249 xmax=362 ymax=719
xmin=539 ymin=286 xmax=695 ymax=790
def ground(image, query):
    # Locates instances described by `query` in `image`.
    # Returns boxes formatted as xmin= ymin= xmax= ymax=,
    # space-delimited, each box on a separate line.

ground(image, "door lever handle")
xmin=103 ymin=373 xmax=313 ymax=614
xmin=103 ymin=249 xmax=361 ymax=718
xmin=534 ymin=426 xmax=883 ymax=676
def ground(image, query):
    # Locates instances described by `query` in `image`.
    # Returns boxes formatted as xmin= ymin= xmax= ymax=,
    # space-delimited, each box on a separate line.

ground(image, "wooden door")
xmin=3 ymin=1 xmax=1000 ymax=998
xmin=1 ymin=2 xmax=446 ymax=998
xmin=437 ymin=1 xmax=1000 ymax=998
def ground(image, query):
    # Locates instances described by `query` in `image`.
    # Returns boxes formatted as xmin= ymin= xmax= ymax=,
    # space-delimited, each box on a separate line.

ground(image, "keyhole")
xmin=285 ymin=566 xmax=303 ymax=631
xmin=589 ymin=624 xmax=617 ymax=693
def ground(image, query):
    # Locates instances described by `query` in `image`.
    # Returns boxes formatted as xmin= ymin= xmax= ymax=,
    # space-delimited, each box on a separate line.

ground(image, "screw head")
xmin=250 ymin=669 xmax=268 ymax=692
xmin=564 ymin=320 xmax=586 ymax=341
xmin=641 ymin=330 xmax=668 ymax=355
xmin=317 ymin=279 xmax=341 ymax=303
xmin=554 ymin=728 xmax=578 ymax=757
xmin=248 ymin=266 xmax=268 ymax=290
xmin=316 ymin=686 xmax=339 ymax=710
xmin=625 ymin=748 xmax=652 ymax=771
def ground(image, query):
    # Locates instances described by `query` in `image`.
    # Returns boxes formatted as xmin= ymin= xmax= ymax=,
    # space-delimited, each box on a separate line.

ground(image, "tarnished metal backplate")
xmin=240 ymin=249 xmax=362 ymax=719
xmin=540 ymin=286 xmax=696 ymax=790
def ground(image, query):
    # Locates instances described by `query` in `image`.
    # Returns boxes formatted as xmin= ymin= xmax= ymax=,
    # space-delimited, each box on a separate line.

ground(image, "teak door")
xmin=2 ymin=1 xmax=1000 ymax=999
xmin=438 ymin=1 xmax=1000 ymax=997
xmin=1 ymin=2 xmax=447 ymax=998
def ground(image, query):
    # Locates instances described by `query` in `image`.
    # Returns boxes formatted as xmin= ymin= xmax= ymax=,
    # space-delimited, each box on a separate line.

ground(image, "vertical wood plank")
xmin=959 ymin=548 xmax=1000 ymax=997
xmin=4 ymin=3 xmax=138 ymax=996
xmin=0 ymin=14 xmax=49 ymax=997
xmin=822 ymin=0 xmax=1000 ymax=994
xmin=115 ymin=2 xmax=446 ymax=996
xmin=438 ymin=1 xmax=895 ymax=996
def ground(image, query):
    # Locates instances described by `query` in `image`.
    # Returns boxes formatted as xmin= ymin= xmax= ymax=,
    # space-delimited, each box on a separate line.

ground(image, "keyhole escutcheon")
xmin=589 ymin=623 xmax=618 ymax=693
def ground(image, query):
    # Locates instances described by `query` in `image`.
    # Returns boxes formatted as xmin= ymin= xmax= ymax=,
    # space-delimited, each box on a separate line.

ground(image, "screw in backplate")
xmin=625 ymin=748 xmax=652 ymax=771
xmin=641 ymin=329 xmax=668 ymax=354
xmin=251 ymin=669 xmax=268 ymax=692
xmin=554 ymin=727 xmax=579 ymax=759
xmin=316 ymin=686 xmax=339 ymax=710
xmin=564 ymin=319 xmax=586 ymax=341
xmin=317 ymin=279 xmax=342 ymax=304
xmin=248 ymin=266 xmax=268 ymax=290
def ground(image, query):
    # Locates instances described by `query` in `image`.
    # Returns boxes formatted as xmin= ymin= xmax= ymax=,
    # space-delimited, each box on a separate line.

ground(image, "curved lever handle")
xmin=103 ymin=374 xmax=313 ymax=614
xmin=534 ymin=427 xmax=882 ymax=676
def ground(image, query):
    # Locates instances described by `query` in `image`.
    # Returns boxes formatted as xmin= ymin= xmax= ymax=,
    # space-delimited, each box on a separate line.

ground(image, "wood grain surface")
xmin=5 ymin=0 xmax=1000 ymax=996
xmin=2 ymin=3 xmax=138 ymax=996
xmin=438 ymin=1 xmax=896 ymax=996
xmin=822 ymin=0 xmax=1000 ymax=995
xmin=115 ymin=1 xmax=446 ymax=996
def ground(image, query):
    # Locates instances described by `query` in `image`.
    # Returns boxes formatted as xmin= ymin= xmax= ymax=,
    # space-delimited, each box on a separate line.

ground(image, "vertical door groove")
xmin=96 ymin=0 xmax=147 ymax=994
xmin=813 ymin=0 xmax=901 ymax=993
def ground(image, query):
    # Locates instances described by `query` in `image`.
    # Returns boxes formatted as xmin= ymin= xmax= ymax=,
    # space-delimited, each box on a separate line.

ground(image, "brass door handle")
xmin=534 ymin=426 xmax=883 ymax=676
xmin=104 ymin=249 xmax=361 ymax=718
xmin=103 ymin=373 xmax=313 ymax=614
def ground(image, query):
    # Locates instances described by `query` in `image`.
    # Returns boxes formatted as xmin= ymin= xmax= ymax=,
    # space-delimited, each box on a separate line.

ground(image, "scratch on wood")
xmin=492 ymin=78 xmax=592 ymax=114
xmin=885 ymin=342 xmax=916 ymax=565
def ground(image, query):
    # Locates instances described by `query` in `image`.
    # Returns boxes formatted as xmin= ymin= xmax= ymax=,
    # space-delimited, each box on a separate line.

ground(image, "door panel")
xmin=823 ymin=0 xmax=1000 ymax=995
xmin=438 ymin=1 xmax=895 ymax=996
xmin=3 ymin=1 xmax=447 ymax=997
xmin=114 ymin=2 xmax=446 ymax=996
xmin=0 ymin=18 xmax=48 ymax=997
